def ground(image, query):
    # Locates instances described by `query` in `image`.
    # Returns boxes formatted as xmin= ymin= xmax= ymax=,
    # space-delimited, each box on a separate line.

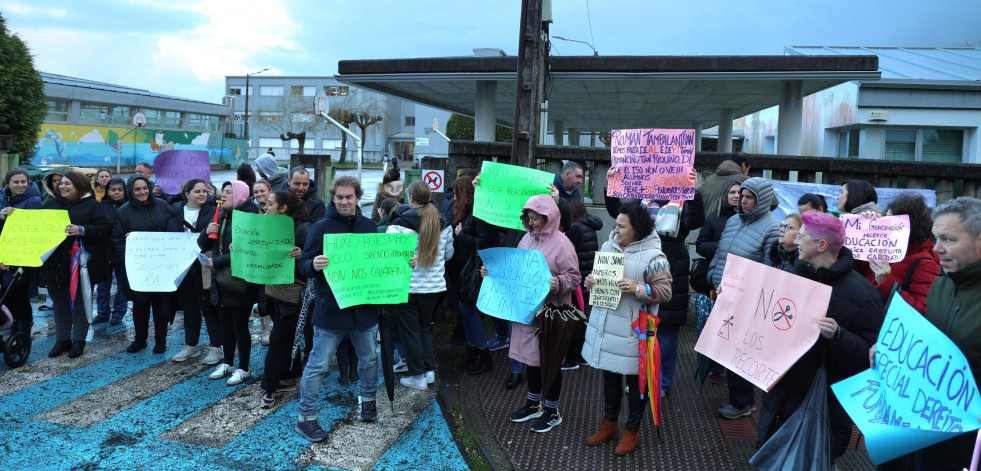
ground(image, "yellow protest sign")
xmin=0 ymin=209 xmax=71 ymax=267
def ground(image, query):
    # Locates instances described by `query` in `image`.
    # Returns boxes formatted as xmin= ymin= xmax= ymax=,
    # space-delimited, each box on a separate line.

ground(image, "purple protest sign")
xmin=153 ymin=150 xmax=211 ymax=194
xmin=607 ymin=128 xmax=697 ymax=201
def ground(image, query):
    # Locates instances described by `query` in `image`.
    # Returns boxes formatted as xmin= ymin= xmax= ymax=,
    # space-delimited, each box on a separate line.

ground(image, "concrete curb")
xmin=459 ymin=372 xmax=518 ymax=471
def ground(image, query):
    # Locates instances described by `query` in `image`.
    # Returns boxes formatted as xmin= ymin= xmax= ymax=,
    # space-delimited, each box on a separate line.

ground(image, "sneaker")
xmin=509 ymin=402 xmax=543 ymax=423
xmin=560 ymin=360 xmax=580 ymax=371
xmin=718 ymin=403 xmax=756 ymax=419
xmin=276 ymin=379 xmax=299 ymax=392
xmin=486 ymin=335 xmax=510 ymax=351
xmin=91 ymin=313 xmax=110 ymax=324
xmin=171 ymin=345 xmax=200 ymax=362
xmin=708 ymin=371 xmax=723 ymax=384
xmin=360 ymin=399 xmax=377 ymax=422
xmin=295 ymin=419 xmax=327 ymax=442
xmin=531 ymin=410 xmax=562 ymax=433
xmin=226 ymin=369 xmax=251 ymax=386
xmin=260 ymin=391 xmax=276 ymax=409
xmin=425 ymin=370 xmax=435 ymax=384
xmin=201 ymin=347 xmax=223 ymax=365
xmin=393 ymin=358 xmax=408 ymax=373
xmin=209 ymin=364 xmax=233 ymax=380
xmin=400 ymin=374 xmax=427 ymax=391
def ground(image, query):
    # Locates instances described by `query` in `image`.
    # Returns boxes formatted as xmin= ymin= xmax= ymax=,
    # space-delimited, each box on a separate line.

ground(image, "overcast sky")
xmin=2 ymin=0 xmax=979 ymax=103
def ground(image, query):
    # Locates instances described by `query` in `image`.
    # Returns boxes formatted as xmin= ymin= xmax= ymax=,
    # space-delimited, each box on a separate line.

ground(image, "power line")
xmin=585 ymin=0 xmax=596 ymax=52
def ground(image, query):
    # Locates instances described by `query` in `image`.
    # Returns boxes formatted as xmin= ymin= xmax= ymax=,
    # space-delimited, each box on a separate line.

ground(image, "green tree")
xmin=445 ymin=114 xmax=512 ymax=142
xmin=0 ymin=13 xmax=46 ymax=165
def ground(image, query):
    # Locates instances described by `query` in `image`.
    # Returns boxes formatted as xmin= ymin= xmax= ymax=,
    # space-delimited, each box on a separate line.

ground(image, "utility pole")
xmin=511 ymin=0 xmax=545 ymax=169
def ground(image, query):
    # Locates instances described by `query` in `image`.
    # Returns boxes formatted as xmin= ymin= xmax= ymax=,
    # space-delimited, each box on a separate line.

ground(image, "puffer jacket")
xmin=864 ymin=238 xmax=940 ymax=315
xmin=701 ymin=160 xmax=749 ymax=217
xmin=565 ymin=214 xmax=603 ymax=284
xmin=764 ymin=244 xmax=799 ymax=273
xmin=0 ymin=182 xmax=44 ymax=289
xmin=371 ymin=180 xmax=404 ymax=223
xmin=508 ymin=194 xmax=581 ymax=367
xmin=581 ymin=231 xmax=672 ymax=374
xmin=387 ymin=204 xmax=455 ymax=294
xmin=695 ymin=178 xmax=741 ymax=260
xmin=197 ymin=198 xmax=261 ymax=309
xmin=708 ymin=177 xmax=781 ymax=290
xmin=41 ymin=193 xmax=112 ymax=288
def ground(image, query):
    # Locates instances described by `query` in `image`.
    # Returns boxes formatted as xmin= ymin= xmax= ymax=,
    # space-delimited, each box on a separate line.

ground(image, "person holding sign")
xmin=387 ymin=181 xmax=455 ymax=390
xmin=488 ymin=194 xmax=580 ymax=434
xmin=40 ymin=171 xmax=112 ymax=358
xmin=198 ymin=180 xmax=260 ymax=386
xmin=111 ymin=175 xmax=182 ymax=355
xmin=864 ymin=193 xmax=941 ymax=315
xmin=259 ymin=190 xmax=311 ymax=410
xmin=296 ymin=176 xmax=381 ymax=442
xmin=0 ymin=168 xmax=45 ymax=339
xmin=581 ymin=203 xmax=672 ymax=455
xmin=757 ymin=212 xmax=884 ymax=460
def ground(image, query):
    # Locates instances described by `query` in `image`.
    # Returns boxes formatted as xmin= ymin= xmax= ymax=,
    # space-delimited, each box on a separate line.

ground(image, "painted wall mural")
xmin=33 ymin=124 xmax=249 ymax=167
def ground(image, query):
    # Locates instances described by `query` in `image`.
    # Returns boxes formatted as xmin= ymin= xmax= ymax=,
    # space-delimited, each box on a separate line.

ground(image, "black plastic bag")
xmin=750 ymin=368 xmax=833 ymax=471
xmin=458 ymin=252 xmax=482 ymax=304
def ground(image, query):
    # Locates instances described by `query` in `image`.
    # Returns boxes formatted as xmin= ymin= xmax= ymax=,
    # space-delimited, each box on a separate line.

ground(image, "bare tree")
xmin=329 ymin=91 xmax=386 ymax=163
xmin=256 ymin=96 xmax=324 ymax=153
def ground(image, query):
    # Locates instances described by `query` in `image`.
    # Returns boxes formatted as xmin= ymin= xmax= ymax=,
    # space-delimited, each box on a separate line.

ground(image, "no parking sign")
xmin=422 ymin=169 xmax=444 ymax=193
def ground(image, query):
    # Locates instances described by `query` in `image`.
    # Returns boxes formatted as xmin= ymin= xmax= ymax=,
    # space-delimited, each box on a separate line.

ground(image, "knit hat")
xmin=229 ymin=180 xmax=250 ymax=209
xmin=255 ymin=154 xmax=279 ymax=178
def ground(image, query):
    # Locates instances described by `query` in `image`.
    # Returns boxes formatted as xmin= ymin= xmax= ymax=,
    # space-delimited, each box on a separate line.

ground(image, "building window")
xmin=405 ymin=116 xmax=415 ymax=127
xmin=883 ymin=128 xmax=963 ymax=163
xmin=325 ymin=86 xmax=349 ymax=96
xmin=259 ymin=137 xmax=300 ymax=149
xmin=188 ymin=113 xmax=221 ymax=132
xmin=321 ymin=139 xmax=343 ymax=149
xmin=45 ymin=99 xmax=69 ymax=122
xmin=259 ymin=112 xmax=283 ymax=122
xmin=108 ymin=106 xmax=132 ymax=126
xmin=228 ymin=86 xmax=251 ymax=96
xmin=837 ymin=129 xmax=860 ymax=158
xmin=291 ymin=86 xmax=317 ymax=97
xmin=79 ymin=102 xmax=109 ymax=125
xmin=260 ymin=86 xmax=284 ymax=96
xmin=141 ymin=109 xmax=183 ymax=129
xmin=884 ymin=129 xmax=916 ymax=161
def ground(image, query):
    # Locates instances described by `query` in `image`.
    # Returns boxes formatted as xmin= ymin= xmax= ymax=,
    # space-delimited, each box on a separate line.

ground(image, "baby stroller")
xmin=0 ymin=268 xmax=31 ymax=368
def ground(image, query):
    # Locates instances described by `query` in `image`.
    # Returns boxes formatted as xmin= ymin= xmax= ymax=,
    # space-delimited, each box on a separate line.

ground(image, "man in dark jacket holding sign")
xmin=295 ymin=176 xmax=380 ymax=443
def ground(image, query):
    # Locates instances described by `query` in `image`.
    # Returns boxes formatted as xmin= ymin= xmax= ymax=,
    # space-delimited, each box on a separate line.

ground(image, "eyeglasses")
xmin=779 ymin=223 xmax=798 ymax=231
xmin=794 ymin=232 xmax=823 ymax=243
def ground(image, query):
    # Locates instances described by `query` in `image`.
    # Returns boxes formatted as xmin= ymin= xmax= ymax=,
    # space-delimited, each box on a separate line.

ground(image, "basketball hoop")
xmin=424 ymin=127 xmax=433 ymax=135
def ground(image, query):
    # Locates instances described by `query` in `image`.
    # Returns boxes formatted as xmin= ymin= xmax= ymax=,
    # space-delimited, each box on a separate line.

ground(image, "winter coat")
xmin=448 ymin=206 xmax=500 ymax=281
xmin=565 ymin=215 xmax=603 ymax=284
xmin=918 ymin=260 xmax=981 ymax=469
xmin=508 ymin=194 xmax=581 ymax=367
xmin=41 ymin=171 xmax=63 ymax=200
xmin=708 ymin=178 xmax=781 ymax=290
xmin=111 ymin=175 xmax=182 ymax=304
xmin=764 ymin=244 xmax=799 ymax=274
xmin=298 ymin=201 xmax=379 ymax=332
xmin=263 ymin=171 xmax=288 ymax=193
xmin=695 ymin=179 xmax=741 ymax=260
xmin=371 ymin=180 xmax=404 ymax=223
xmin=757 ymin=247 xmax=884 ymax=459
xmin=303 ymin=193 xmax=327 ymax=223
xmin=197 ymin=199 xmax=260 ymax=309
xmin=581 ymin=231 xmax=672 ymax=374
xmin=170 ymin=199 xmax=217 ymax=308
xmin=287 ymin=220 xmax=312 ymax=284
xmin=701 ymin=160 xmax=749 ymax=217
xmin=376 ymin=216 xmax=390 ymax=233
xmin=387 ymin=205 xmax=455 ymax=294
xmin=863 ymin=238 xmax=940 ymax=315
xmin=553 ymin=173 xmax=582 ymax=203
xmin=0 ymin=182 xmax=44 ymax=288
xmin=40 ymin=193 xmax=112 ymax=288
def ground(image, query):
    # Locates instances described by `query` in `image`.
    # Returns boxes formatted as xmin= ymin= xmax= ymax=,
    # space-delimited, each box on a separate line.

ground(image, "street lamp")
xmin=243 ymin=67 xmax=269 ymax=144
xmin=552 ymin=36 xmax=598 ymax=56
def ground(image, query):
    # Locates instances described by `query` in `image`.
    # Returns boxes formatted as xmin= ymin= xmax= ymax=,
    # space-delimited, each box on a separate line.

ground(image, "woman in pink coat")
xmin=501 ymin=194 xmax=581 ymax=433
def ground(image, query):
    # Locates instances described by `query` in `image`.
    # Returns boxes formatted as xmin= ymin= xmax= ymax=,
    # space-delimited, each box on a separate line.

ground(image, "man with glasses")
xmin=758 ymin=211 xmax=884 ymax=462
xmin=295 ymin=175 xmax=381 ymax=442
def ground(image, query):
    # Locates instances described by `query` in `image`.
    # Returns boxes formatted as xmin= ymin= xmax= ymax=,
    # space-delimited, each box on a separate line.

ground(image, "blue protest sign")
xmin=476 ymin=247 xmax=551 ymax=325
xmin=831 ymin=292 xmax=981 ymax=464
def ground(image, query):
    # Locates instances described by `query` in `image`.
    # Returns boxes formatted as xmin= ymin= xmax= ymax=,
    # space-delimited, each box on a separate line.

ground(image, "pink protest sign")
xmin=606 ymin=128 xmax=696 ymax=200
xmin=841 ymin=214 xmax=911 ymax=263
xmin=694 ymin=254 xmax=831 ymax=391
xmin=153 ymin=150 xmax=212 ymax=194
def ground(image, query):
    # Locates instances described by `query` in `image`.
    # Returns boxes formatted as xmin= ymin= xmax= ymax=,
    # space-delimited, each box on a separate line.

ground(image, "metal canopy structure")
xmin=336 ymin=55 xmax=880 ymax=131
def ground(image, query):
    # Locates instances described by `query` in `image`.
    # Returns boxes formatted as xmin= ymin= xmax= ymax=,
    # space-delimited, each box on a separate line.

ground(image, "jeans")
xmin=298 ymin=324 xmax=379 ymax=420
xmin=727 ymin=369 xmax=755 ymax=409
xmin=458 ymin=301 xmax=487 ymax=348
xmin=657 ymin=325 xmax=680 ymax=393
xmin=96 ymin=263 xmax=127 ymax=316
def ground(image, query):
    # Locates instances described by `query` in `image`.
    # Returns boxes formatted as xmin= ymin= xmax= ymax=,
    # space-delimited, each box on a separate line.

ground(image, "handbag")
xmin=266 ymin=282 xmax=304 ymax=305
xmin=689 ymin=257 xmax=712 ymax=294
xmin=215 ymin=219 xmax=250 ymax=294
xmin=458 ymin=251 xmax=483 ymax=304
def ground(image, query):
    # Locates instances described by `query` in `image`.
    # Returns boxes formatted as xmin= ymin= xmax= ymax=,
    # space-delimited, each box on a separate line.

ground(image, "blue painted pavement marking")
xmin=373 ymin=399 xmax=470 ymax=471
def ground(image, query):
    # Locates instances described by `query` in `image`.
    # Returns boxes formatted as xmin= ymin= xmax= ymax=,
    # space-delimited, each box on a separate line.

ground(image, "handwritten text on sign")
xmin=0 ymin=209 xmax=70 ymax=267
xmin=322 ymin=233 xmax=417 ymax=309
xmin=607 ymin=128 xmax=696 ymax=201
xmin=124 ymin=232 xmax=200 ymax=292
xmin=473 ymin=161 xmax=554 ymax=230
xmin=154 ymin=150 xmax=212 ymax=194
xmin=830 ymin=292 xmax=981 ymax=465
xmin=230 ymin=210 xmax=295 ymax=284
xmin=841 ymin=214 xmax=911 ymax=263
xmin=694 ymin=254 xmax=830 ymax=391
xmin=589 ymin=252 xmax=625 ymax=309
xmin=476 ymin=247 xmax=552 ymax=325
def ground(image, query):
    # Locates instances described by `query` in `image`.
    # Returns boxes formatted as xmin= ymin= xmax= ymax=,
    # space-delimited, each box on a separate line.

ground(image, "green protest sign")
xmin=322 ymin=233 xmax=417 ymax=309
xmin=230 ymin=210 xmax=295 ymax=284
xmin=473 ymin=161 xmax=553 ymax=230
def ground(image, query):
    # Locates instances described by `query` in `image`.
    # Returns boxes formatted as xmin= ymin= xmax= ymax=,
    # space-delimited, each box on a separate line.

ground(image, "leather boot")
xmin=152 ymin=336 xmax=167 ymax=354
xmin=349 ymin=356 xmax=359 ymax=382
xmin=456 ymin=345 xmax=478 ymax=371
xmin=49 ymin=339 xmax=71 ymax=358
xmin=505 ymin=372 xmax=523 ymax=389
xmin=586 ymin=419 xmax=620 ymax=445
xmin=68 ymin=340 xmax=86 ymax=359
xmin=615 ymin=430 xmax=640 ymax=455
xmin=466 ymin=347 xmax=493 ymax=375
xmin=338 ymin=358 xmax=350 ymax=385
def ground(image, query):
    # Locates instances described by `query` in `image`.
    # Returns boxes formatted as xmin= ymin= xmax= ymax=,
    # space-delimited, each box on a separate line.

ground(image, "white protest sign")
xmin=124 ymin=232 xmax=201 ymax=292
xmin=841 ymin=214 xmax=911 ymax=263
xmin=589 ymin=252 xmax=625 ymax=309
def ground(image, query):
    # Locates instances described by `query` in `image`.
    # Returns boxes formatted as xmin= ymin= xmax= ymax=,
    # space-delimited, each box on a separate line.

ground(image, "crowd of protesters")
xmin=1 ymin=153 xmax=979 ymax=470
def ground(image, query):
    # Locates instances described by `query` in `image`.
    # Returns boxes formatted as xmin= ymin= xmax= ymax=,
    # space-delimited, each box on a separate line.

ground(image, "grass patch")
xmin=449 ymin=402 xmax=490 ymax=471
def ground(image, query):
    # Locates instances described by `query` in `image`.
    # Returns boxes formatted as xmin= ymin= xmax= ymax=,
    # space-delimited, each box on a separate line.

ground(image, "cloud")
xmin=78 ymin=129 xmax=105 ymax=143
xmin=190 ymin=133 xmax=210 ymax=145
xmin=0 ymin=2 xmax=67 ymax=18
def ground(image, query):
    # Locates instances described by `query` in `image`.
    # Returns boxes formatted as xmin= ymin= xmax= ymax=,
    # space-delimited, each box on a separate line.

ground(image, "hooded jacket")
xmin=371 ymin=180 xmax=404 ymax=223
xmin=708 ymin=177 xmax=781 ymax=290
xmin=695 ymin=178 xmax=741 ymax=260
xmin=41 ymin=188 xmax=112 ymax=288
xmin=582 ymin=230 xmax=672 ymax=374
xmin=508 ymin=194 xmax=581 ymax=367
xmin=701 ymin=160 xmax=749 ymax=217
xmin=864 ymin=238 xmax=940 ymax=315
xmin=41 ymin=170 xmax=64 ymax=200
xmin=298 ymin=201 xmax=379 ymax=331
xmin=387 ymin=204 xmax=455 ymax=294
xmin=565 ymin=214 xmax=604 ymax=283
xmin=197 ymin=185 xmax=260 ymax=309
xmin=757 ymin=247 xmax=884 ymax=459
